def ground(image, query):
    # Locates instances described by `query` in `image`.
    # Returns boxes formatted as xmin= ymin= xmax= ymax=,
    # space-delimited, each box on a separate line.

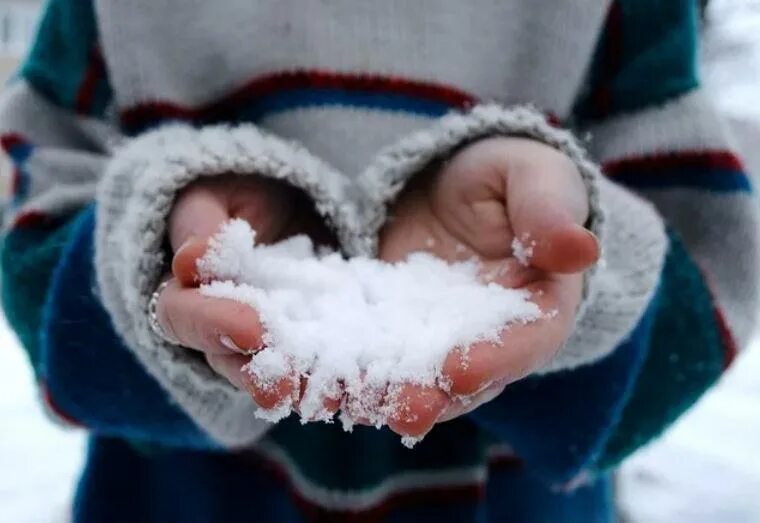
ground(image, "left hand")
xmin=348 ymin=137 xmax=600 ymax=440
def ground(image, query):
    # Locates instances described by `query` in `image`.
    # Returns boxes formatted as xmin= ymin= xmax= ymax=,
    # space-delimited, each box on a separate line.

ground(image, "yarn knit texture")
xmin=0 ymin=0 xmax=757 ymax=521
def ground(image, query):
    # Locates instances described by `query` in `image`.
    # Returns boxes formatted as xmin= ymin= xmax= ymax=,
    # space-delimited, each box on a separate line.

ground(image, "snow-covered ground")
xmin=0 ymin=1 xmax=759 ymax=522
xmin=617 ymin=343 xmax=760 ymax=523
xmin=0 ymin=315 xmax=84 ymax=523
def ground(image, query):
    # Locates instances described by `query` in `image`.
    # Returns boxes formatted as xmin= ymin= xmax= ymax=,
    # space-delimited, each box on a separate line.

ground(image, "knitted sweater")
xmin=1 ymin=1 xmax=757 ymax=521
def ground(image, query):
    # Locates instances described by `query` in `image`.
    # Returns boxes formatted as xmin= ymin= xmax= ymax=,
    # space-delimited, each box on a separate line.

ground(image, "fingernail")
xmin=583 ymin=228 xmax=600 ymax=248
xmin=174 ymin=235 xmax=199 ymax=256
xmin=172 ymin=236 xmax=205 ymax=285
xmin=219 ymin=334 xmax=246 ymax=354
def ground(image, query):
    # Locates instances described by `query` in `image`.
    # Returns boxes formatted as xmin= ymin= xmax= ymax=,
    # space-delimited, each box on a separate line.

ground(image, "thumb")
xmin=168 ymin=186 xmax=230 ymax=286
xmin=507 ymin=155 xmax=599 ymax=274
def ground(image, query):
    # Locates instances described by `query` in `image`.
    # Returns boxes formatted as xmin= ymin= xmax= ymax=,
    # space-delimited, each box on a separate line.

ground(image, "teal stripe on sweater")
xmin=21 ymin=0 xmax=111 ymax=116
xmin=264 ymin=416 xmax=499 ymax=492
xmin=596 ymin=230 xmax=725 ymax=469
xmin=1 ymin=217 xmax=80 ymax=374
xmin=574 ymin=0 xmax=699 ymax=119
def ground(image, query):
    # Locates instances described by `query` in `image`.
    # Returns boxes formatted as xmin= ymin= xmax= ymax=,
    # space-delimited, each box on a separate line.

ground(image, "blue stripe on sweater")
xmin=2 ymin=139 xmax=33 ymax=206
xmin=12 ymin=170 xmax=31 ymax=207
xmin=612 ymin=168 xmax=751 ymax=192
xmin=123 ymin=90 xmax=448 ymax=134
xmin=5 ymin=140 xmax=33 ymax=163
xmin=39 ymin=205 xmax=214 ymax=448
xmin=248 ymin=89 xmax=451 ymax=119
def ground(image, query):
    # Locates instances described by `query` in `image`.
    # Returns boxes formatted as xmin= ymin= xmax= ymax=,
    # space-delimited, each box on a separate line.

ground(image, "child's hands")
xmin=154 ymin=139 xmax=598 ymax=439
xmin=359 ymin=137 xmax=600 ymax=439
xmin=154 ymin=175 xmax=338 ymax=412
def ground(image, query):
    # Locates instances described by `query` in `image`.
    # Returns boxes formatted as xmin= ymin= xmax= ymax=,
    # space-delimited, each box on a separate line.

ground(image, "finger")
xmin=172 ymin=237 xmax=213 ymax=287
xmin=343 ymin=379 xmax=389 ymax=428
xmin=245 ymin=367 xmax=300 ymax=411
xmin=294 ymin=376 xmax=344 ymax=422
xmin=437 ymin=379 xmax=508 ymax=423
xmin=512 ymin=225 xmax=599 ymax=275
xmin=206 ymin=353 xmax=254 ymax=391
xmin=169 ymin=185 xmax=231 ymax=285
xmin=442 ymin=277 xmax=580 ymax=396
xmin=169 ymin=184 xmax=231 ymax=251
xmin=156 ymin=279 xmax=264 ymax=354
xmin=507 ymin=143 xmax=600 ymax=273
xmin=386 ymin=383 xmax=451 ymax=438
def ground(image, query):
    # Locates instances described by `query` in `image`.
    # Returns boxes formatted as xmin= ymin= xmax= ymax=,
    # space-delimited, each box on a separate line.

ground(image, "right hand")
xmin=358 ymin=137 xmax=599 ymax=438
xmin=155 ymin=174 xmax=339 ymax=415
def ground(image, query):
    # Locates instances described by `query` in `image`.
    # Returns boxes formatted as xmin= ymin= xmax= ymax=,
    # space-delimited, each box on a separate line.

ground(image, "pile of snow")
xmin=199 ymin=219 xmax=542 ymax=432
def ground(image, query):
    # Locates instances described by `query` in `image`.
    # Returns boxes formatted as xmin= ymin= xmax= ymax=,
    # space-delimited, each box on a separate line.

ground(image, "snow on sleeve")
xmin=198 ymin=219 xmax=543 ymax=437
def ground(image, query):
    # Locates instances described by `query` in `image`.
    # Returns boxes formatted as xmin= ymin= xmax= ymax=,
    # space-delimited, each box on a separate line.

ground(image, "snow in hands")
xmin=511 ymin=234 xmax=536 ymax=267
xmin=198 ymin=219 xmax=543 ymax=436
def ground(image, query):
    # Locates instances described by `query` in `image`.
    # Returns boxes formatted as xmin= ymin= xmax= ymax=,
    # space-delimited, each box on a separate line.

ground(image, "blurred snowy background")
xmin=0 ymin=1 xmax=759 ymax=521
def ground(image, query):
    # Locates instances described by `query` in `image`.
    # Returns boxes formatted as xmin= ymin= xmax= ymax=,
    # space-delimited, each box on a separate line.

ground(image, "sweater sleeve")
xmin=351 ymin=102 xmax=666 ymax=485
xmin=575 ymin=0 xmax=760 ymax=469
xmin=354 ymin=0 xmax=759 ymax=486
xmin=478 ymin=0 xmax=760 ymax=483
xmin=0 ymin=0 xmax=359 ymax=448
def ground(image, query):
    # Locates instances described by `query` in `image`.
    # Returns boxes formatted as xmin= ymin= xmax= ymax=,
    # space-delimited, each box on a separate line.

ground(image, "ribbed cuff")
xmin=94 ymin=123 xmax=358 ymax=447
xmin=547 ymin=176 xmax=667 ymax=372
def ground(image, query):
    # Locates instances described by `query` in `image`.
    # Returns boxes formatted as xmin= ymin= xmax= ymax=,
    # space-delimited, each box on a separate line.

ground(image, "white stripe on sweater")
xmin=583 ymin=89 xmax=735 ymax=162
xmin=640 ymin=189 xmax=760 ymax=347
xmin=260 ymin=106 xmax=434 ymax=176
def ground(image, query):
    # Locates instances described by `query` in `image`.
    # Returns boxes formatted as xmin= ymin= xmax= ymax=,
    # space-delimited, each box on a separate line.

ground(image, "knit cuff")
xmin=94 ymin=123 xmax=358 ymax=447
xmin=355 ymin=103 xmax=666 ymax=371
xmin=544 ymin=177 xmax=667 ymax=372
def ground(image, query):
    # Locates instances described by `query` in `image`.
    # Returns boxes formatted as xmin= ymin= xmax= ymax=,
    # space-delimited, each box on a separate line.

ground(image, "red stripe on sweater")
xmin=0 ymin=132 xmax=26 ymax=154
xmin=41 ymin=382 xmax=82 ymax=428
xmin=240 ymin=447 xmax=521 ymax=522
xmin=713 ymin=304 xmax=738 ymax=370
xmin=11 ymin=211 xmax=53 ymax=230
xmin=603 ymin=150 xmax=745 ymax=175
xmin=75 ymin=46 xmax=106 ymax=115
xmin=120 ymin=69 xmax=477 ymax=126
xmin=696 ymin=267 xmax=740 ymax=371
xmin=545 ymin=112 xmax=562 ymax=128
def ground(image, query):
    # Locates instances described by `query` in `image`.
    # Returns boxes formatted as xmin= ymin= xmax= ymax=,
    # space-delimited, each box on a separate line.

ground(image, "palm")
xmin=380 ymin=161 xmax=537 ymax=291
xmin=379 ymin=158 xmax=581 ymax=387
